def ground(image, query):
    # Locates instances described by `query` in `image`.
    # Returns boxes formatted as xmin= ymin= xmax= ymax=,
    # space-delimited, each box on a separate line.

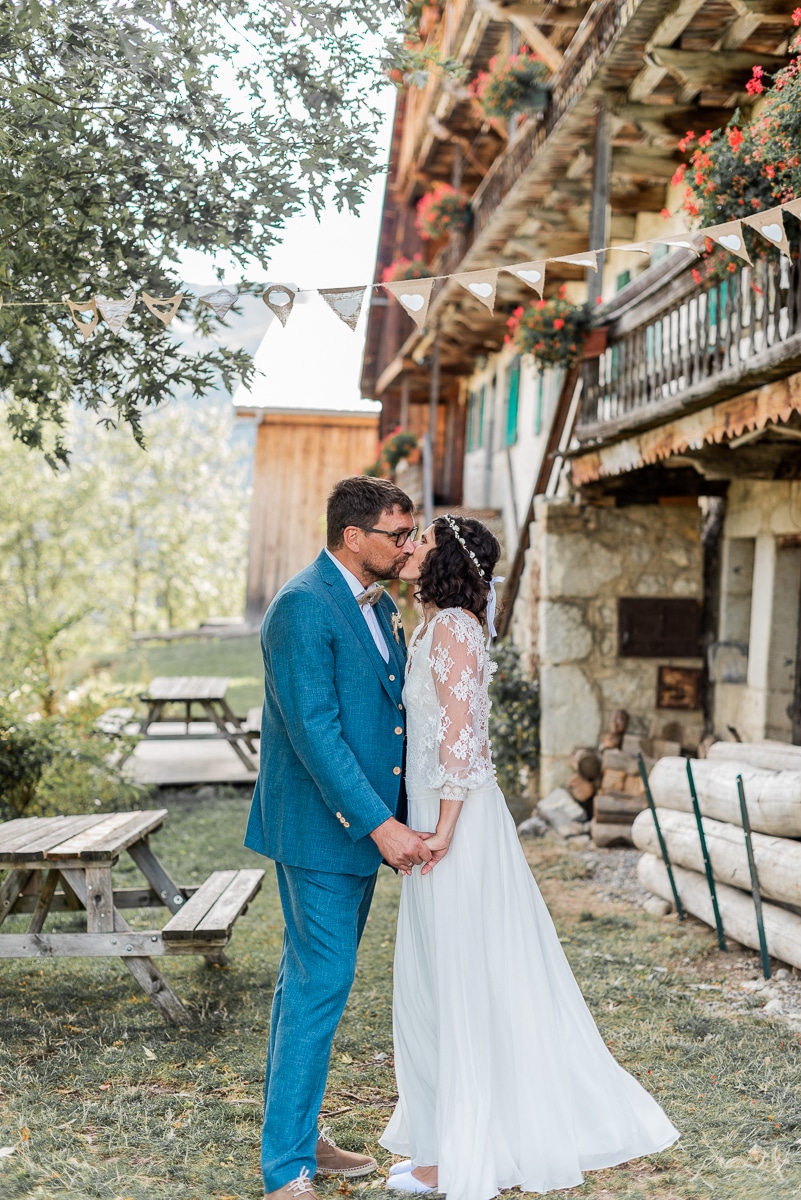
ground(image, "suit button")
xmin=336 ymin=812 xmax=342 ymax=818
xmin=393 ymin=766 xmax=401 ymax=776
xmin=344 ymin=821 xmax=350 ymax=828
xmin=398 ymin=703 xmax=403 ymax=710
xmin=394 ymin=726 xmax=403 ymax=735
xmin=388 ymin=674 xmax=396 ymax=682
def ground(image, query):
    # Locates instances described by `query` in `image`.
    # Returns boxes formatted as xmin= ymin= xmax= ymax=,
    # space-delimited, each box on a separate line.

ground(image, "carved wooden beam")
xmin=476 ymin=0 xmax=564 ymax=72
xmin=501 ymin=3 xmax=592 ymax=26
xmin=628 ymin=0 xmax=708 ymax=103
xmin=651 ymin=47 xmax=789 ymax=89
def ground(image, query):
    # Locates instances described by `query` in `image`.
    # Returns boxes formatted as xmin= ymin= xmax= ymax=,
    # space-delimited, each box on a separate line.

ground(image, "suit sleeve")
xmin=263 ymin=588 xmax=393 ymax=842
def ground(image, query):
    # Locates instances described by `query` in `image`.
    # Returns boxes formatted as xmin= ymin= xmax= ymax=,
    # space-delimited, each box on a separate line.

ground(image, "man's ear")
xmin=342 ymin=525 xmax=362 ymax=553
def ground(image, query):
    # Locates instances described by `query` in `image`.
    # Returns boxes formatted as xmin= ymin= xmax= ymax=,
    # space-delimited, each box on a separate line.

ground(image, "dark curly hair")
xmin=417 ymin=515 xmax=501 ymax=622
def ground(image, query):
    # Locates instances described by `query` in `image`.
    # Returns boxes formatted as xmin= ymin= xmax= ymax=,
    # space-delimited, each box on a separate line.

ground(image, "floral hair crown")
xmin=441 ymin=513 xmax=486 ymax=579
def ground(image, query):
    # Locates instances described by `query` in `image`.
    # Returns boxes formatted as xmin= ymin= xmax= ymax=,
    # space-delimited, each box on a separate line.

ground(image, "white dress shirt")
xmin=325 ymin=549 xmax=390 ymax=663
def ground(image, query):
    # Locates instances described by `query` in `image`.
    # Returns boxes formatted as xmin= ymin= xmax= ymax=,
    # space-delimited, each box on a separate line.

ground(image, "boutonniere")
xmin=391 ymin=612 xmax=403 ymax=644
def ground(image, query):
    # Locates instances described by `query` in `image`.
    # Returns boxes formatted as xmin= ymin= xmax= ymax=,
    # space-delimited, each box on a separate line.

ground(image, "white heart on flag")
xmin=517 ymin=269 xmax=542 ymax=284
xmin=269 ymin=290 xmax=292 ymax=306
xmin=572 ymin=258 xmax=595 ymax=268
xmin=400 ymin=293 xmax=425 ymax=312
xmin=719 ymin=234 xmax=742 ymax=252
xmin=469 ymin=282 xmax=494 ymax=298
xmin=761 ymin=223 xmax=782 ymax=243
xmin=334 ymin=294 xmax=362 ymax=316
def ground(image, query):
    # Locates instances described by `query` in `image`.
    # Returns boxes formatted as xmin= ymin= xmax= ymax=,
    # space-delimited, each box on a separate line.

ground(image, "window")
xmin=533 ymin=369 xmax=544 ymax=435
xmin=467 ymin=385 xmax=485 ymax=451
xmin=616 ymin=270 xmax=631 ymax=293
xmin=505 ymin=356 xmax=520 ymax=446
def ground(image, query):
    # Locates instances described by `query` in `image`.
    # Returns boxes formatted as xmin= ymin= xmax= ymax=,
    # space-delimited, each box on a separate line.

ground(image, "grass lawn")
xmin=97 ymin=635 xmax=264 ymax=717
xmin=2 ymin=791 xmax=801 ymax=1199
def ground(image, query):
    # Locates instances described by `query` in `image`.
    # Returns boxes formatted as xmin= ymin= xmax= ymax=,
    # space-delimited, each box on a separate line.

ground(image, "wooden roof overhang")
xmin=364 ymin=0 xmax=798 ymax=406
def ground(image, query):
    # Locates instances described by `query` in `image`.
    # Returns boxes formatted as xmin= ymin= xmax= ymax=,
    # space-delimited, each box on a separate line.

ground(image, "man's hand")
xmin=370 ymin=817 xmax=433 ymax=875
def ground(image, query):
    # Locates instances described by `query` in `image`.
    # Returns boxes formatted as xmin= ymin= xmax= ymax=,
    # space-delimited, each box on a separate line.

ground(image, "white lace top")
xmin=403 ymin=608 xmax=496 ymax=801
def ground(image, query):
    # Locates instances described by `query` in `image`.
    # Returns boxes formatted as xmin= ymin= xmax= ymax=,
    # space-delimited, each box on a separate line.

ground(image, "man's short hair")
xmin=326 ymin=476 xmax=414 ymax=549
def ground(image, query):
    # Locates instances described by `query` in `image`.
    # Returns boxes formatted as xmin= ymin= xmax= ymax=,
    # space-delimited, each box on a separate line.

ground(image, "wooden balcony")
xmin=576 ymin=251 xmax=801 ymax=446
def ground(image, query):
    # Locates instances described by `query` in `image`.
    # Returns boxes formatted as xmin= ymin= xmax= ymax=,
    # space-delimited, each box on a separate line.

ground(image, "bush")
xmin=489 ymin=641 xmax=540 ymax=807
xmin=0 ymin=697 xmax=147 ymax=822
xmin=415 ymin=182 xmax=472 ymax=240
xmin=506 ymin=287 xmax=593 ymax=368
xmin=471 ymin=48 xmax=549 ymax=120
xmin=382 ymin=254 xmax=433 ymax=283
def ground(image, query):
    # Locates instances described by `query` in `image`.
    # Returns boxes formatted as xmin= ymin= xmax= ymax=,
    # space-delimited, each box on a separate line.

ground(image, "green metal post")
xmin=637 ymin=753 xmax=685 ymax=920
xmin=737 ymin=774 xmax=771 ymax=980
xmin=686 ymin=759 xmax=728 ymax=951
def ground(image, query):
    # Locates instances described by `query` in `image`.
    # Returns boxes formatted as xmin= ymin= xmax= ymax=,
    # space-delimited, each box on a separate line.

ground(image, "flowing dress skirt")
xmin=380 ymin=782 xmax=679 ymax=1200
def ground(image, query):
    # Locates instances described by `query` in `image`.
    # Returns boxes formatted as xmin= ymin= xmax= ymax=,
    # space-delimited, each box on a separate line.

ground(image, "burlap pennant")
xmin=318 ymin=286 xmax=367 ymax=331
xmin=63 ymin=295 xmax=99 ymax=341
xmin=704 ymin=220 xmax=752 ymax=264
xmin=646 ymin=233 xmax=700 ymax=256
xmin=782 ymin=197 xmax=801 ymax=223
xmin=263 ymin=283 xmax=297 ymax=327
xmin=504 ymin=261 xmax=547 ymax=297
xmin=96 ymin=289 xmax=136 ymax=334
xmin=550 ymin=250 xmax=598 ymax=271
xmin=743 ymin=206 xmax=791 ymax=257
xmin=452 ymin=268 xmax=499 ymax=314
xmin=142 ymin=292 xmax=185 ymax=326
xmin=199 ymin=286 xmax=238 ymax=318
xmin=383 ymin=277 xmax=435 ymax=329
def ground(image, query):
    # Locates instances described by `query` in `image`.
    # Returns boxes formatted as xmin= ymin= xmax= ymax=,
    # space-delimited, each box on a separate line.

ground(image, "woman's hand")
xmin=419 ymin=830 xmax=452 ymax=874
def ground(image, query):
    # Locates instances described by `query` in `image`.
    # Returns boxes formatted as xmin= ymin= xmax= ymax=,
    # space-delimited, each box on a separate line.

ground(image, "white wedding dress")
xmin=380 ymin=608 xmax=679 ymax=1200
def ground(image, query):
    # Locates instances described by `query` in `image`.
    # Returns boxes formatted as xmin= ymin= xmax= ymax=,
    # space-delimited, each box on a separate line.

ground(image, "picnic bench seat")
xmin=162 ymin=869 xmax=264 ymax=943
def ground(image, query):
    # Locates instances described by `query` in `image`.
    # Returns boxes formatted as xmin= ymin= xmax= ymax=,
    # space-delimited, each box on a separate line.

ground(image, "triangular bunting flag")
xmin=704 ymin=220 xmax=752 ymax=264
xmin=646 ymin=233 xmax=700 ymax=256
xmin=782 ymin=197 xmax=801 ymax=222
xmin=97 ymin=289 xmax=136 ymax=334
xmin=142 ymin=291 xmax=184 ymax=326
xmin=63 ymin=295 xmax=99 ymax=341
xmin=452 ymin=268 xmax=499 ymax=314
xmin=743 ymin=205 xmax=790 ymax=257
xmin=504 ymin=261 xmax=547 ymax=297
xmin=383 ymin=277 xmax=435 ymax=330
xmin=263 ymin=283 xmax=297 ymax=327
xmin=550 ymin=250 xmax=598 ymax=271
xmin=318 ymin=286 xmax=367 ymax=332
xmin=199 ymin=286 xmax=238 ymax=318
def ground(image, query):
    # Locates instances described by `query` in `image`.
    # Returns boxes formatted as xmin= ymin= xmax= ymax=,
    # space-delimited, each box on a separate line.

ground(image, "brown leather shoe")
xmin=264 ymin=1167 xmax=319 ymax=1200
xmin=316 ymin=1129 xmax=378 ymax=1178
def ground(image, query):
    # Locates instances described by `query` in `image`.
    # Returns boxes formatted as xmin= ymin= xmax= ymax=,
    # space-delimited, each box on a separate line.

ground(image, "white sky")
xmin=177 ymin=87 xmax=396 ymax=413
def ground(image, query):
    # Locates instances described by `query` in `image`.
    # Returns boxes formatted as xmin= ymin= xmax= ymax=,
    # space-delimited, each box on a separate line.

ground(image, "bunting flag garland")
xmin=200 ymin=286 xmax=238 ymax=318
xmin=3 ymin=195 xmax=800 ymax=340
xmin=504 ymin=260 xmax=547 ymax=297
xmin=262 ymin=283 xmax=297 ymax=327
xmin=318 ymin=285 xmax=367 ymax=331
xmin=383 ymin=277 xmax=435 ymax=329
xmin=64 ymin=295 xmax=99 ymax=341
xmin=97 ymin=289 xmax=136 ymax=334
xmin=702 ymin=220 xmax=752 ymax=264
xmin=743 ymin=205 xmax=791 ymax=258
xmin=142 ymin=291 xmax=184 ymax=326
xmin=453 ymin=268 xmax=499 ymax=313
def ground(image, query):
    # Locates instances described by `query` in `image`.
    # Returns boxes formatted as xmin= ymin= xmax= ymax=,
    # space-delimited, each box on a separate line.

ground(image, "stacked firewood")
xmin=635 ymin=742 xmax=801 ymax=971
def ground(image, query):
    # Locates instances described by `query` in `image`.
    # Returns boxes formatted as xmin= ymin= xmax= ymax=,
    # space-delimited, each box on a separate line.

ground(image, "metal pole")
xmin=686 ymin=759 xmax=728 ymax=951
xmin=737 ymin=774 xmax=771 ymax=980
xmin=637 ymin=753 xmax=685 ymax=920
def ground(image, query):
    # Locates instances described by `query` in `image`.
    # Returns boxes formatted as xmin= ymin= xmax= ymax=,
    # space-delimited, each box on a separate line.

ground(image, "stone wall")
xmin=530 ymin=497 xmax=704 ymax=796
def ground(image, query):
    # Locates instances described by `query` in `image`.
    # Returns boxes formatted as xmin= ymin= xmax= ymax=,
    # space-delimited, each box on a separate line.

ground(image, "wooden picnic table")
xmin=0 ymin=810 xmax=264 ymax=1024
xmin=132 ymin=675 xmax=258 ymax=770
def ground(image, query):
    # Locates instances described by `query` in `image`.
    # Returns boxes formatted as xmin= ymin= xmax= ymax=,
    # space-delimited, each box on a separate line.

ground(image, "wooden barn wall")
xmin=245 ymin=414 xmax=379 ymax=621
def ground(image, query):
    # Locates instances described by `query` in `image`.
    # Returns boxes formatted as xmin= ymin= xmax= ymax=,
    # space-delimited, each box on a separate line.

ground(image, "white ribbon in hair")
xmin=486 ymin=576 xmax=505 ymax=648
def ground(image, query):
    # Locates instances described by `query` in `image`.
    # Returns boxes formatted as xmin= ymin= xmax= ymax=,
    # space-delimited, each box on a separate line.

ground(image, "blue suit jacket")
xmin=245 ymin=549 xmax=408 ymax=876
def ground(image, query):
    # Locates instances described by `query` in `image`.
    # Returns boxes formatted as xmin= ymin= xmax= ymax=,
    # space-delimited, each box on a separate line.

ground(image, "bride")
xmin=380 ymin=514 xmax=679 ymax=1200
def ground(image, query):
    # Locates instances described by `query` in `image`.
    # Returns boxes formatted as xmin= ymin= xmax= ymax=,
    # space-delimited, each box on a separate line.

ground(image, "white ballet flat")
xmin=388 ymin=1161 xmax=413 ymax=1177
xmin=384 ymin=1171 xmax=435 ymax=1194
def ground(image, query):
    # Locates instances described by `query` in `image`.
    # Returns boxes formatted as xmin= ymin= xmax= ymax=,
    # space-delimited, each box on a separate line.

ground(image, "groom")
xmin=245 ymin=475 xmax=432 ymax=1200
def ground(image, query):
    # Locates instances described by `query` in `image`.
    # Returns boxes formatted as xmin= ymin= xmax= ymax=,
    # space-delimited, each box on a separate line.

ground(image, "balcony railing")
xmin=577 ymin=252 xmax=801 ymax=439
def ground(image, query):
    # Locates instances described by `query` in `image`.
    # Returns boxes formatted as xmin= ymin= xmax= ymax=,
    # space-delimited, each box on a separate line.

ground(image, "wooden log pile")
xmin=635 ymin=742 xmax=801 ymax=970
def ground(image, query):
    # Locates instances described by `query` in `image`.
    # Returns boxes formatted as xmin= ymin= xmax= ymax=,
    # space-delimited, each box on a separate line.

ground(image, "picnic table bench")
xmin=0 ymin=810 xmax=264 ymax=1024
xmin=124 ymin=676 xmax=258 ymax=771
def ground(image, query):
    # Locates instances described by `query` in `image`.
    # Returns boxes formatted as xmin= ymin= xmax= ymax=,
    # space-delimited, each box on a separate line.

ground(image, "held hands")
xmin=419 ymin=830 xmax=452 ymax=874
xmin=370 ymin=817 xmax=433 ymax=876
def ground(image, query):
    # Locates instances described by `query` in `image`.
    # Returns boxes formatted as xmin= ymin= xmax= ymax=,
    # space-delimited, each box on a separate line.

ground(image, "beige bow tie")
xmin=356 ymin=583 xmax=384 ymax=607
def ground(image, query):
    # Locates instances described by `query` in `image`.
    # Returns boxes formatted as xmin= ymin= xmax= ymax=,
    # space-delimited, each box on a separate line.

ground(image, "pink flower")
xmin=553 ymin=318 xmax=565 ymax=330
xmin=746 ymin=65 xmax=764 ymax=96
xmin=727 ymin=127 xmax=744 ymax=151
xmin=793 ymin=7 xmax=801 ymax=25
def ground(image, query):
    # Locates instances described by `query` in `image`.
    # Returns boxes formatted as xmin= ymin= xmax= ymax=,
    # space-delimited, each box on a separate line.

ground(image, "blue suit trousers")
xmin=261 ymin=864 xmax=378 ymax=1191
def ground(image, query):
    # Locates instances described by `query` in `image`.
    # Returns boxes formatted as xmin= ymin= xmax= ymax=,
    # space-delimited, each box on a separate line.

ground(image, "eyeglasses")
xmin=362 ymin=525 xmax=418 ymax=548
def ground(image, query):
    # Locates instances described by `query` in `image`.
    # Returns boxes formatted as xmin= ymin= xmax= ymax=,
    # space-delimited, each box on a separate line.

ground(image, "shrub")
xmin=506 ymin=287 xmax=593 ymax=368
xmin=381 ymin=254 xmax=434 ymax=283
xmin=489 ymin=641 xmax=540 ymax=806
xmin=415 ymin=182 xmax=472 ymax=240
xmin=471 ymin=48 xmax=549 ymax=119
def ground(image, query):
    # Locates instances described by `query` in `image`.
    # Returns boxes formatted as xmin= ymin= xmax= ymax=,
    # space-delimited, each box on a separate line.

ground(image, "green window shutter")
xmin=477 ymin=384 xmax=485 ymax=449
xmin=505 ymin=357 xmax=520 ymax=446
xmin=466 ymin=392 xmax=475 ymax=452
xmin=534 ymin=369 xmax=544 ymax=435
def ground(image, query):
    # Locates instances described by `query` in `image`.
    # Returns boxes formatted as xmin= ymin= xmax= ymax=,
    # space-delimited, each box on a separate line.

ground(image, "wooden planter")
xmin=581 ymin=326 xmax=608 ymax=360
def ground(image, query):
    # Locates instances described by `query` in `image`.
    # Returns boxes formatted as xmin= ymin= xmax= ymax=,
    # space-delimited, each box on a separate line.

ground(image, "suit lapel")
xmin=314 ymin=552 xmax=401 ymax=700
xmin=376 ymin=594 xmax=407 ymax=677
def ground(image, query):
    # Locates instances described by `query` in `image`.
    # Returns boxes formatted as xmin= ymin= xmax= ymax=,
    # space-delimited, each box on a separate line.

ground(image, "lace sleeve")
xmin=428 ymin=611 xmax=491 ymax=801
